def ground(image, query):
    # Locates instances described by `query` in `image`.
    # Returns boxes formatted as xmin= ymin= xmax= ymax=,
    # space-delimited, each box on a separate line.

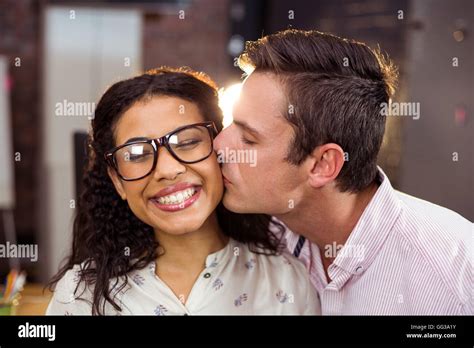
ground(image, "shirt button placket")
xmin=321 ymin=286 xmax=344 ymax=315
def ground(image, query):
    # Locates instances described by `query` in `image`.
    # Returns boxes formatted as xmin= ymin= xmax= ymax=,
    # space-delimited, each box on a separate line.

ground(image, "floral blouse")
xmin=46 ymin=238 xmax=321 ymax=315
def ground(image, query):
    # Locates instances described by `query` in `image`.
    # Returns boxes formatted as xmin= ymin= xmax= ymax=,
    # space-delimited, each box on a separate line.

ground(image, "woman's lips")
xmin=151 ymin=187 xmax=202 ymax=212
xmin=153 ymin=182 xmax=198 ymax=198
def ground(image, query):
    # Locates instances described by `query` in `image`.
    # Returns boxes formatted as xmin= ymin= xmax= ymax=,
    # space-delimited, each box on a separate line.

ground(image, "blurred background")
xmin=0 ymin=0 xmax=472 ymax=313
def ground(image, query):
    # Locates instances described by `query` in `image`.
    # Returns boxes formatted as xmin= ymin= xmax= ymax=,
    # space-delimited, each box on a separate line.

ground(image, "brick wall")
xmin=0 ymin=0 xmax=41 ymax=276
xmin=143 ymin=0 xmax=234 ymax=86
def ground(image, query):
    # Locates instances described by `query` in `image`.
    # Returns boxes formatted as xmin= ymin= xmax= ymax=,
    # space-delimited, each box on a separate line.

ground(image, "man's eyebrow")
xmin=233 ymin=120 xmax=260 ymax=137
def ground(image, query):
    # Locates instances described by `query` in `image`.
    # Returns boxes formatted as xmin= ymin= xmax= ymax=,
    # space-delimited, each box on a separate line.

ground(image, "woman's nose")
xmin=152 ymin=146 xmax=186 ymax=181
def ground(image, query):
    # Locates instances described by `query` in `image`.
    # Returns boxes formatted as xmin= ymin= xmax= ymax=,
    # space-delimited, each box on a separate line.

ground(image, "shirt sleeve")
xmin=45 ymin=266 xmax=94 ymax=315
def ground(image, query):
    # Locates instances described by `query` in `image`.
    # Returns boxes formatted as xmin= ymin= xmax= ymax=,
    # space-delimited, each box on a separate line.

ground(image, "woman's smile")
xmin=149 ymin=182 xmax=203 ymax=212
xmin=108 ymin=95 xmax=224 ymax=235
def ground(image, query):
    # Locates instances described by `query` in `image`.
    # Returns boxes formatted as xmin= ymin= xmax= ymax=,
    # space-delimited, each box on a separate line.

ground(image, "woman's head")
xmin=49 ymin=67 xmax=283 ymax=315
xmin=99 ymin=69 xmax=223 ymax=236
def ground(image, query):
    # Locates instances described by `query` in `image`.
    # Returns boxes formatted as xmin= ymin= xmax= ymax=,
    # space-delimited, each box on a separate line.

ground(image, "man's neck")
xmin=276 ymin=181 xmax=379 ymax=279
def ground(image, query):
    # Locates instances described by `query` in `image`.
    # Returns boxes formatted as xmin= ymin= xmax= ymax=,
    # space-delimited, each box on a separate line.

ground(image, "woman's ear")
xmin=107 ymin=167 xmax=127 ymax=200
xmin=306 ymin=143 xmax=345 ymax=189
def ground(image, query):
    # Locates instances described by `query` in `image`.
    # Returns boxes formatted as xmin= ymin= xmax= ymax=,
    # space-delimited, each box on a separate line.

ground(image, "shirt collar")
xmin=330 ymin=167 xmax=402 ymax=278
xmin=145 ymin=238 xmax=236 ymax=275
xmin=283 ymin=222 xmax=301 ymax=253
xmin=204 ymin=237 xmax=235 ymax=269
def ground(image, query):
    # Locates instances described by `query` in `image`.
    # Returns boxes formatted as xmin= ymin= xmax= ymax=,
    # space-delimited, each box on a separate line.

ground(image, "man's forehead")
xmin=235 ymin=72 xmax=288 ymax=135
xmin=242 ymin=72 xmax=284 ymax=100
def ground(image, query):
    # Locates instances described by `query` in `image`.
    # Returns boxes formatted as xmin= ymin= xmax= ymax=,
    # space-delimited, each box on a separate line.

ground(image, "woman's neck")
xmin=153 ymin=213 xmax=228 ymax=303
xmin=154 ymin=213 xmax=228 ymax=270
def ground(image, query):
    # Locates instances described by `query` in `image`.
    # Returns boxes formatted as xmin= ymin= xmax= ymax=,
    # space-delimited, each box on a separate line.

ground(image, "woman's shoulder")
xmin=229 ymin=239 xmax=320 ymax=314
xmin=46 ymin=262 xmax=95 ymax=315
xmin=232 ymin=239 xmax=309 ymax=280
xmin=54 ymin=263 xmax=92 ymax=294
xmin=47 ymin=260 xmax=144 ymax=315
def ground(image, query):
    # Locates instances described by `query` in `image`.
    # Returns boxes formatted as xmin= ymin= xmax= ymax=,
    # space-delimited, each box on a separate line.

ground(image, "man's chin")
xmin=222 ymin=193 xmax=250 ymax=214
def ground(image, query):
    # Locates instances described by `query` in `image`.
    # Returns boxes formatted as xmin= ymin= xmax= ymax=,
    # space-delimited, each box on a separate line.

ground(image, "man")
xmin=214 ymin=29 xmax=472 ymax=315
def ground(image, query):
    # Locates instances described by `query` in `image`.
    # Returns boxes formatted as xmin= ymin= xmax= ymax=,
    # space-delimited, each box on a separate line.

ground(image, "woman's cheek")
xmin=207 ymin=161 xmax=224 ymax=205
xmin=123 ymin=183 xmax=151 ymax=223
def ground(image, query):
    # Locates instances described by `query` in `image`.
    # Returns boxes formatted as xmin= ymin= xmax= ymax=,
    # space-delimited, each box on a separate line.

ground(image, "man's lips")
xmin=222 ymin=174 xmax=231 ymax=185
xmin=151 ymin=182 xmax=200 ymax=199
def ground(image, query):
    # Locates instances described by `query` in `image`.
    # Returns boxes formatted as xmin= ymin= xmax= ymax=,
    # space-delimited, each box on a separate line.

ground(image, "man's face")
xmin=214 ymin=72 xmax=307 ymax=215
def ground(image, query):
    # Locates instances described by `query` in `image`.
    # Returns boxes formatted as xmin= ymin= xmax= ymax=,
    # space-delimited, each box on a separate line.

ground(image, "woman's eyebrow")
xmin=124 ymin=136 xmax=149 ymax=143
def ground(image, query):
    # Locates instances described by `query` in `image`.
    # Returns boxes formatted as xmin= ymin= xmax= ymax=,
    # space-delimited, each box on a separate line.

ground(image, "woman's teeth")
xmin=156 ymin=187 xmax=197 ymax=205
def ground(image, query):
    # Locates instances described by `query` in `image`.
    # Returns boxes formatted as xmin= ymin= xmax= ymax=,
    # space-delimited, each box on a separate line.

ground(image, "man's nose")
xmin=213 ymin=127 xmax=227 ymax=152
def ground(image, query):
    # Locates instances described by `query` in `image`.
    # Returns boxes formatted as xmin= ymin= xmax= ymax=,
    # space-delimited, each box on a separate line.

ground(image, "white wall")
xmin=40 ymin=6 xmax=143 ymax=280
xmin=0 ymin=56 xmax=14 ymax=210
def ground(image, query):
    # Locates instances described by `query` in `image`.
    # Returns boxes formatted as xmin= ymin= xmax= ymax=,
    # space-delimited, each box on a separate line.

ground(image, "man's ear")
xmin=107 ymin=167 xmax=127 ymax=200
xmin=306 ymin=143 xmax=345 ymax=189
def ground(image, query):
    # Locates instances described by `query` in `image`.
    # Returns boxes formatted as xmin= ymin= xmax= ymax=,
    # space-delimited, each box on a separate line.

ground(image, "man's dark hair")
xmin=238 ymin=29 xmax=398 ymax=192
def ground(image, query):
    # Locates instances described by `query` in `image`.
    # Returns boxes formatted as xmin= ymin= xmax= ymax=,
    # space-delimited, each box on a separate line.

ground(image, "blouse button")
xmin=203 ymin=272 xmax=211 ymax=279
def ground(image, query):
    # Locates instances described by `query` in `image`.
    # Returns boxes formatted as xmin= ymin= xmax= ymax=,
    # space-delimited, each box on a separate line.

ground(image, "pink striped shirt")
xmin=284 ymin=168 xmax=472 ymax=315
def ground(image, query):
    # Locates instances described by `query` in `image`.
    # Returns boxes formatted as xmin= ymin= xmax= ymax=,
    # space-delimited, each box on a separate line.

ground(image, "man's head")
xmin=214 ymin=29 xmax=397 ymax=215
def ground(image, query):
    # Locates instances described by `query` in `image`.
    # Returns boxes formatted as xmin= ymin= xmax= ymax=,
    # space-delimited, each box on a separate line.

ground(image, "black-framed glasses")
xmin=105 ymin=121 xmax=217 ymax=181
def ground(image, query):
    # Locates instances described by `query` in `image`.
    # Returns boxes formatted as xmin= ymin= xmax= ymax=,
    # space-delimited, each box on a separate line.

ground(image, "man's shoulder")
xmin=392 ymin=191 xmax=472 ymax=308
xmin=395 ymin=190 xmax=471 ymax=232
xmin=393 ymin=190 xmax=471 ymax=252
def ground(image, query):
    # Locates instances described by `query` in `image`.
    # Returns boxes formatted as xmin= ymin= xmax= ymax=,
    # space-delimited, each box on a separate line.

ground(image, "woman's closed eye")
xmin=128 ymin=152 xmax=153 ymax=162
xmin=175 ymin=139 xmax=202 ymax=149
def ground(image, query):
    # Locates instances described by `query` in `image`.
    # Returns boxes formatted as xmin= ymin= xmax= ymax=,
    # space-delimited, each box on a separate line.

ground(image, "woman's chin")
xmin=149 ymin=214 xmax=209 ymax=235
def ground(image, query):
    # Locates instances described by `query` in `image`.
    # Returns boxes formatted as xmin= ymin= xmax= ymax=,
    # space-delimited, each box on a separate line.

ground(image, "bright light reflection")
xmin=218 ymin=83 xmax=242 ymax=128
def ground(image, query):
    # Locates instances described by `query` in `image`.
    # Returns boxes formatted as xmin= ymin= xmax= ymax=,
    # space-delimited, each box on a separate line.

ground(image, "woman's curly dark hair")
xmin=48 ymin=67 xmax=285 ymax=315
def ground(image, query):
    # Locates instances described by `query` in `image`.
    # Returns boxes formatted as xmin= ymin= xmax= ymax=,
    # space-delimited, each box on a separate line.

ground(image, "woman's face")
xmin=108 ymin=96 xmax=224 ymax=236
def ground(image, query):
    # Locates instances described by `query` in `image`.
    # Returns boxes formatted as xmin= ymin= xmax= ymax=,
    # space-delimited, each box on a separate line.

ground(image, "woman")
xmin=46 ymin=67 xmax=320 ymax=315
